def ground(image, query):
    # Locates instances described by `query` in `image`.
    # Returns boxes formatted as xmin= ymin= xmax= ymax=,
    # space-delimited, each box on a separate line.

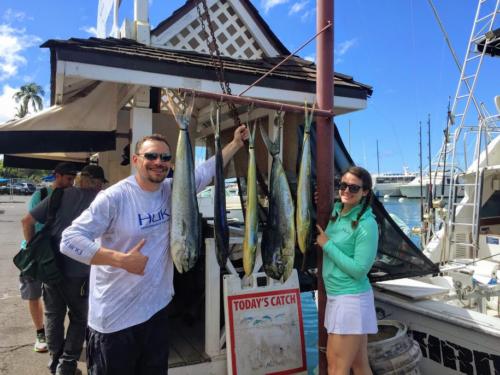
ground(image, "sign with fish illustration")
xmin=224 ymin=271 xmax=306 ymax=375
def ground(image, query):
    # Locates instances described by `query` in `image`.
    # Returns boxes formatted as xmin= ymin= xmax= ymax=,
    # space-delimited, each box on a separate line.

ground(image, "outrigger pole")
xmin=178 ymin=88 xmax=334 ymax=117
xmin=316 ymin=0 xmax=334 ymax=373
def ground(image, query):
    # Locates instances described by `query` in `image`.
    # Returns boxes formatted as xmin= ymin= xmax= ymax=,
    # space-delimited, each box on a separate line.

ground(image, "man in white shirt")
xmin=61 ymin=125 xmax=248 ymax=374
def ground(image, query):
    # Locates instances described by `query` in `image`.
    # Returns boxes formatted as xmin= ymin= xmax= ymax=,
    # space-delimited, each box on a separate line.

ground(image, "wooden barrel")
xmin=367 ymin=320 xmax=422 ymax=375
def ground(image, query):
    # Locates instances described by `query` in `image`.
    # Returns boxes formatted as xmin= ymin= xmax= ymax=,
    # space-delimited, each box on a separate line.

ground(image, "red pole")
xmin=316 ymin=0 xmax=333 ymax=373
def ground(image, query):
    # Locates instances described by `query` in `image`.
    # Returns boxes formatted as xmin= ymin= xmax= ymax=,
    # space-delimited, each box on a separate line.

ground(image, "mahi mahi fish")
xmin=260 ymin=115 xmax=295 ymax=281
xmin=168 ymin=96 xmax=201 ymax=273
xmin=296 ymin=103 xmax=315 ymax=264
xmin=243 ymin=123 xmax=258 ymax=276
xmin=211 ymin=106 xmax=229 ymax=268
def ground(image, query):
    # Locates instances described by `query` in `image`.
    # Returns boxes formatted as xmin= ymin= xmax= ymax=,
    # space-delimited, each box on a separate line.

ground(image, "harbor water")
xmin=301 ymin=197 xmax=422 ymax=374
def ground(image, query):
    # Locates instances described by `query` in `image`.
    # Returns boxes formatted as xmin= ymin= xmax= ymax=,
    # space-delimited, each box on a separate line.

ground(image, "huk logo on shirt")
xmin=137 ymin=208 xmax=170 ymax=229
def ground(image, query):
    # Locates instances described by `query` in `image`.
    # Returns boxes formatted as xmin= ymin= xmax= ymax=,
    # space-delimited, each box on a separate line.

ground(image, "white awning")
xmin=0 ymin=82 xmax=118 ymax=154
xmin=3 ymin=152 xmax=92 ymax=169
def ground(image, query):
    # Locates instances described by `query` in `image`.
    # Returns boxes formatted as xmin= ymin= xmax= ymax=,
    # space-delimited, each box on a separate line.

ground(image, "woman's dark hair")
xmin=330 ymin=166 xmax=374 ymax=229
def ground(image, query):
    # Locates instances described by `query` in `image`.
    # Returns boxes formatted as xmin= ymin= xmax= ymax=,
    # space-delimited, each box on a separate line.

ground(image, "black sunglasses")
xmin=137 ymin=152 xmax=172 ymax=162
xmin=338 ymin=182 xmax=363 ymax=193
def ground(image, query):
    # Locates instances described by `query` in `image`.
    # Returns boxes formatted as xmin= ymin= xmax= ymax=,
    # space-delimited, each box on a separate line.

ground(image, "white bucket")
xmin=367 ymin=320 xmax=422 ymax=375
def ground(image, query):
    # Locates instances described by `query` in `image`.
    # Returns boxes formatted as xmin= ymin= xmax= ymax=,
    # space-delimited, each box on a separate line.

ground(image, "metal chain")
xmin=196 ymin=0 xmax=240 ymax=126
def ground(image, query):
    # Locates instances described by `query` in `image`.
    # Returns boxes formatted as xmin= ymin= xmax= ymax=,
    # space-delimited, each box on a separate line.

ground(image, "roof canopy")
xmin=0 ymin=82 xmax=118 ymax=155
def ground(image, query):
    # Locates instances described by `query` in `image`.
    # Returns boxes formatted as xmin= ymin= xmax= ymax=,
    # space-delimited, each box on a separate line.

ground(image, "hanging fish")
xmin=210 ymin=105 xmax=229 ymax=268
xmin=296 ymin=103 xmax=315 ymax=267
xmin=243 ymin=122 xmax=258 ymax=276
xmin=260 ymin=114 xmax=295 ymax=281
xmin=168 ymin=95 xmax=201 ymax=273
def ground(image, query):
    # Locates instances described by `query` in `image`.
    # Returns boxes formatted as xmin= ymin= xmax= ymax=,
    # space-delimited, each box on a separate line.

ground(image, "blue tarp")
xmin=0 ymin=177 xmax=9 ymax=183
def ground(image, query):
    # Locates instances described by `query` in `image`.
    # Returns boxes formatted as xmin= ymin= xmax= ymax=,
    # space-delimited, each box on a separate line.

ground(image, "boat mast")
xmin=316 ymin=0 xmax=333 ymax=372
xmin=419 ymin=122 xmax=424 ymax=223
xmin=376 ymin=139 xmax=380 ymax=174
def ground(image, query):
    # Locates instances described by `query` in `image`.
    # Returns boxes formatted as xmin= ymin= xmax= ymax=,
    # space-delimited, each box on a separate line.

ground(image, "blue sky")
xmin=0 ymin=0 xmax=498 ymax=172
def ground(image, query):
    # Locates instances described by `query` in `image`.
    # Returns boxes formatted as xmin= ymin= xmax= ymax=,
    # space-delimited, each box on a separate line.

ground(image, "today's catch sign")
xmin=232 ymin=293 xmax=298 ymax=311
xmin=224 ymin=271 xmax=307 ymax=375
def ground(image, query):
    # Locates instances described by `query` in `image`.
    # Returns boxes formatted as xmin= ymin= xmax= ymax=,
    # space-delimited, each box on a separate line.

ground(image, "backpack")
xmin=13 ymin=188 xmax=64 ymax=284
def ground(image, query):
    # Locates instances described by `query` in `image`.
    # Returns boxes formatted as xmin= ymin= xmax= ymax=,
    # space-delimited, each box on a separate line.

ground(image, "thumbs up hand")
xmin=122 ymin=239 xmax=148 ymax=275
xmin=315 ymin=224 xmax=329 ymax=248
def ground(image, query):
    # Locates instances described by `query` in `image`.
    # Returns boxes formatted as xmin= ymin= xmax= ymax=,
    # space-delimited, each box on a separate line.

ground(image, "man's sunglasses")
xmin=338 ymin=182 xmax=363 ymax=193
xmin=137 ymin=152 xmax=172 ymax=162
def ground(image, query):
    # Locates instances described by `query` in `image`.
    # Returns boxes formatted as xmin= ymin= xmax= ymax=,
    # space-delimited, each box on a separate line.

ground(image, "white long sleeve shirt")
xmin=61 ymin=158 xmax=215 ymax=333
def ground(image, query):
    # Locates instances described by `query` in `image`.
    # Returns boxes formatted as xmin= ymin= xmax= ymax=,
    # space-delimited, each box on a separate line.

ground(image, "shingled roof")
xmin=42 ymin=37 xmax=373 ymax=99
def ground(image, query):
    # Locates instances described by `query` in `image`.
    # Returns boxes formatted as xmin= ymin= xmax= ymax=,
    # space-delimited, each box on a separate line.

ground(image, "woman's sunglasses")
xmin=137 ymin=152 xmax=172 ymax=162
xmin=338 ymin=182 xmax=362 ymax=193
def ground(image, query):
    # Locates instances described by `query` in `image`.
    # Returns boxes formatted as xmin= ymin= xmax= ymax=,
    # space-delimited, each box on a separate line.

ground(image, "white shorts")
xmin=324 ymin=289 xmax=378 ymax=335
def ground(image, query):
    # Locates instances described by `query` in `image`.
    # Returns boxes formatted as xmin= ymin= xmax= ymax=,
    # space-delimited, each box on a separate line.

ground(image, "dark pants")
xmin=87 ymin=305 xmax=169 ymax=375
xmin=43 ymin=277 xmax=88 ymax=375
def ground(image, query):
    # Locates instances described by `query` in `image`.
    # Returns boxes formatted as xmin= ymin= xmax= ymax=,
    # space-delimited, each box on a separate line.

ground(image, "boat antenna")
xmin=419 ymin=122 xmax=424 ymax=223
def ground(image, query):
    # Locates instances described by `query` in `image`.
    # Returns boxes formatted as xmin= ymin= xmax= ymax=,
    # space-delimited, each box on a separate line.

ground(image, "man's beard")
xmin=147 ymin=168 xmax=169 ymax=183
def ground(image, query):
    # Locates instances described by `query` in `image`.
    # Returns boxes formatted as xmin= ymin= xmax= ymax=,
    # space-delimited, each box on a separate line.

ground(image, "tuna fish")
xmin=260 ymin=115 xmax=295 ymax=281
xmin=296 ymin=103 xmax=315 ymax=265
xmin=243 ymin=122 xmax=258 ymax=277
xmin=210 ymin=106 xmax=229 ymax=268
xmin=168 ymin=96 xmax=201 ymax=273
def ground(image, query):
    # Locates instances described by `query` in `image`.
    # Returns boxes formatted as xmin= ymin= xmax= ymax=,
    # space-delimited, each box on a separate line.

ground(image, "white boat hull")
xmin=373 ymin=182 xmax=402 ymax=197
xmin=400 ymin=183 xmax=461 ymax=199
xmin=374 ymin=290 xmax=500 ymax=375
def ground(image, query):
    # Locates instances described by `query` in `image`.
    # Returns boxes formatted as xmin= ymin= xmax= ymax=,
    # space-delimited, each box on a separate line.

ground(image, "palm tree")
xmin=15 ymin=102 xmax=28 ymax=119
xmin=12 ymin=83 xmax=45 ymax=115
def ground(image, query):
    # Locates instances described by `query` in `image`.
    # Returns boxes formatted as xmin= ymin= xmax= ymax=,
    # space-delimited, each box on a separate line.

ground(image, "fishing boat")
xmin=372 ymin=169 xmax=417 ymax=197
xmin=373 ymin=2 xmax=500 ymax=374
xmin=399 ymin=171 xmax=463 ymax=199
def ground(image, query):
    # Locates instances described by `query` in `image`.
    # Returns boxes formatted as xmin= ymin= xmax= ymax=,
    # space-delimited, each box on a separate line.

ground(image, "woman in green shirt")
xmin=316 ymin=166 xmax=379 ymax=375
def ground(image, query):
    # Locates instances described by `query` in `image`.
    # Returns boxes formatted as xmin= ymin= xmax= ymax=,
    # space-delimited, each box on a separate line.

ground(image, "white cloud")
xmin=261 ymin=0 xmax=289 ymax=14
xmin=2 ymin=9 xmax=32 ymax=23
xmin=0 ymin=84 xmax=18 ymax=122
xmin=303 ymin=54 xmax=315 ymax=62
xmin=289 ymin=0 xmax=308 ymax=15
xmin=300 ymin=8 xmax=315 ymax=22
xmin=0 ymin=24 xmax=41 ymax=82
xmin=80 ymin=26 xmax=98 ymax=37
xmin=336 ymin=38 xmax=357 ymax=56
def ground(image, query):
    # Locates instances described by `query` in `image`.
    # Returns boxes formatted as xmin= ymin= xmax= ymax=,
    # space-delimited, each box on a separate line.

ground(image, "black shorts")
xmin=87 ymin=306 xmax=169 ymax=375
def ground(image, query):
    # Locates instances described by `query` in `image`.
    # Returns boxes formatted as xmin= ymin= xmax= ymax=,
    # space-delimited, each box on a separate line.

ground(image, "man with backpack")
xmin=21 ymin=165 xmax=107 ymax=375
xmin=18 ymin=162 xmax=77 ymax=353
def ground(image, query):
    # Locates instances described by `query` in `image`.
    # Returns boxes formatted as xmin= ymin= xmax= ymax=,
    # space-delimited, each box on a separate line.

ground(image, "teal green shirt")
xmin=20 ymin=187 xmax=53 ymax=250
xmin=322 ymin=201 xmax=379 ymax=296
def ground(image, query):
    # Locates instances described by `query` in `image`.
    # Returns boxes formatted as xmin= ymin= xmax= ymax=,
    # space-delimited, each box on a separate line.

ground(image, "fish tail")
xmin=247 ymin=121 xmax=257 ymax=147
xmin=259 ymin=126 xmax=280 ymax=156
xmin=210 ymin=104 xmax=221 ymax=136
xmin=304 ymin=100 xmax=315 ymax=133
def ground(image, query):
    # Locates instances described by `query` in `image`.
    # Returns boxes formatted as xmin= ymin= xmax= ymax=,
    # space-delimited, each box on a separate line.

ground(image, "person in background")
xmin=18 ymin=162 xmax=77 ymax=353
xmin=21 ymin=165 xmax=107 ymax=375
xmin=316 ymin=166 xmax=379 ymax=375
xmin=60 ymin=126 xmax=248 ymax=375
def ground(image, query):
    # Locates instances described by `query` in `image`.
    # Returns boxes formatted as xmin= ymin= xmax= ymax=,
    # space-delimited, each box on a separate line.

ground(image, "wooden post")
xmin=316 ymin=0 xmax=334 ymax=373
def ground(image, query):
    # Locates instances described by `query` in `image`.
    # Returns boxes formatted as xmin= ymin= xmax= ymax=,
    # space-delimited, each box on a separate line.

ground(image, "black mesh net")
xmin=295 ymin=122 xmax=439 ymax=282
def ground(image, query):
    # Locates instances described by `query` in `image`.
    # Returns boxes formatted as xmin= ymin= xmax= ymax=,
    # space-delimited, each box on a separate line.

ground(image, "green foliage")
xmin=0 ymin=160 xmax=50 ymax=182
xmin=13 ymin=83 xmax=45 ymax=116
